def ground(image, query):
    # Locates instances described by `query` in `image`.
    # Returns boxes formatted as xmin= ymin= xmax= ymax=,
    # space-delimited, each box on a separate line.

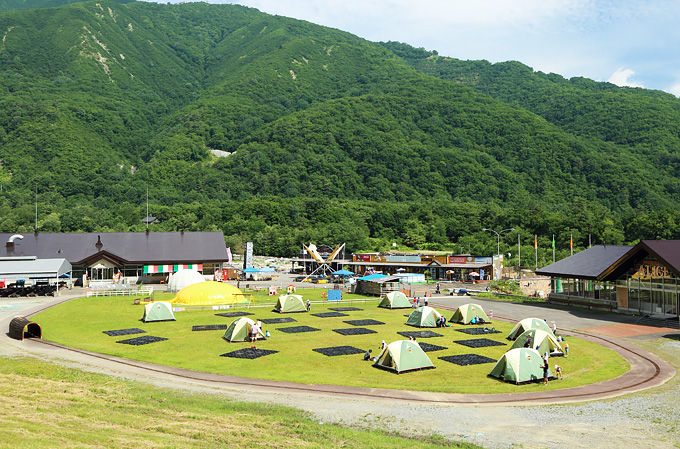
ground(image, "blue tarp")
xmin=243 ymin=267 xmax=260 ymax=273
xmin=332 ymin=269 xmax=354 ymax=276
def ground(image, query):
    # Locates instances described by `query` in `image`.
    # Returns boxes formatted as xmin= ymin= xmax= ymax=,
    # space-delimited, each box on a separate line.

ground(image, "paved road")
xmin=1 ymin=288 xmax=678 ymax=449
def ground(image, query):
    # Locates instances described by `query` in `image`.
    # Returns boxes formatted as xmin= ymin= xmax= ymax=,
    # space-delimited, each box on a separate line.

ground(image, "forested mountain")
xmin=1 ymin=0 xmax=680 ymax=262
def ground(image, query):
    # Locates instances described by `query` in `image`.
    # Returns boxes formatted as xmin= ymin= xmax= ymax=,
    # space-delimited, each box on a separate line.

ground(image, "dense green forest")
xmin=1 ymin=0 xmax=680 ymax=265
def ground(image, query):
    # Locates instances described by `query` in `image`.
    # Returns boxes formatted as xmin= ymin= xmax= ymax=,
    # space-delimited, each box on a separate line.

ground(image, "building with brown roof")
xmin=1 ymin=232 xmax=228 ymax=284
xmin=536 ymin=240 xmax=680 ymax=319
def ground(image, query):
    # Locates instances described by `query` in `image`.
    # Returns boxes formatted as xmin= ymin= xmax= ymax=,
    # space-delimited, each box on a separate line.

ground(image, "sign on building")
xmin=244 ymin=241 xmax=253 ymax=269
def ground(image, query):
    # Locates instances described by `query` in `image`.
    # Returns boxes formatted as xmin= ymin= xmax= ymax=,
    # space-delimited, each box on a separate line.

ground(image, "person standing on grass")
xmin=542 ymin=359 xmax=550 ymax=385
xmin=250 ymin=322 xmax=259 ymax=345
xmin=564 ymin=342 xmax=569 ymax=357
xmin=306 ymin=298 xmax=311 ymax=312
xmin=554 ymin=364 xmax=563 ymax=380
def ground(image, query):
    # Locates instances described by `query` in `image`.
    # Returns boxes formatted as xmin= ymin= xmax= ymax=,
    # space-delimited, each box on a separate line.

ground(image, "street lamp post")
xmin=482 ymin=228 xmax=515 ymax=256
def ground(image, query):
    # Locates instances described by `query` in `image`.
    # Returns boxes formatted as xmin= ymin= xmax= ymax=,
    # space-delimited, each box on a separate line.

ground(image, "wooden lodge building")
xmin=536 ymin=240 xmax=680 ymax=319
xmin=1 ymin=232 xmax=229 ymax=285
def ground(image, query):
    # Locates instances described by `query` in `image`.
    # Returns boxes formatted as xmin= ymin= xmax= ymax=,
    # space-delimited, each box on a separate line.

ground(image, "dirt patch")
xmin=580 ymin=323 xmax=677 ymax=338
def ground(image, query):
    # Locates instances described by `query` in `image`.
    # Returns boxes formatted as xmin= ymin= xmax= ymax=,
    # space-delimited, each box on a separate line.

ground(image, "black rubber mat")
xmin=417 ymin=342 xmax=448 ymax=352
xmin=332 ymin=327 xmax=378 ymax=336
xmin=453 ymin=338 xmax=507 ymax=348
xmin=275 ymin=325 xmax=320 ymax=334
xmin=311 ymin=312 xmax=349 ymax=318
xmin=261 ymin=317 xmax=297 ymax=324
xmin=455 ymin=327 xmax=501 ymax=335
xmin=116 ymin=335 xmax=167 ymax=345
xmin=313 ymin=345 xmax=365 ymax=356
xmin=329 ymin=307 xmax=363 ymax=312
xmin=192 ymin=325 xmax=228 ymax=331
xmin=343 ymin=319 xmax=385 ymax=326
xmin=220 ymin=348 xmax=278 ymax=359
xmin=397 ymin=331 xmax=443 ymax=339
xmin=103 ymin=328 xmax=146 ymax=337
xmin=439 ymin=354 xmax=497 ymax=366
xmin=215 ymin=311 xmax=254 ymax=317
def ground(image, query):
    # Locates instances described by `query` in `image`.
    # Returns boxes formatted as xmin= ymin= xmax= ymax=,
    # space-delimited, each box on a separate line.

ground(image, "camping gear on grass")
xmin=406 ymin=306 xmax=442 ymax=328
xmin=510 ymin=329 xmax=563 ymax=355
xmin=172 ymin=281 xmax=247 ymax=306
xmin=168 ymin=269 xmax=206 ymax=293
xmin=142 ymin=302 xmax=176 ymax=322
xmin=373 ymin=340 xmax=435 ymax=373
xmin=275 ymin=294 xmax=307 ymax=313
xmin=223 ymin=317 xmax=265 ymax=342
xmin=507 ymin=317 xmax=555 ymax=340
xmin=450 ymin=303 xmax=491 ymax=324
xmin=378 ymin=291 xmax=412 ymax=309
xmin=489 ymin=348 xmax=552 ymax=384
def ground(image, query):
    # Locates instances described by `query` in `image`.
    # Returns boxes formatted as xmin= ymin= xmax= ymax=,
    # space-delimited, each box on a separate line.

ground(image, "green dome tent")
xmin=378 ymin=291 xmax=412 ymax=309
xmin=510 ymin=329 xmax=563 ymax=355
xmin=222 ymin=317 xmax=265 ymax=342
xmin=450 ymin=303 xmax=490 ymax=324
xmin=405 ymin=306 xmax=442 ymax=327
xmin=142 ymin=302 xmax=176 ymax=323
xmin=507 ymin=318 xmax=555 ymax=340
xmin=373 ymin=340 xmax=435 ymax=374
xmin=489 ymin=348 xmax=552 ymax=384
xmin=275 ymin=294 xmax=307 ymax=313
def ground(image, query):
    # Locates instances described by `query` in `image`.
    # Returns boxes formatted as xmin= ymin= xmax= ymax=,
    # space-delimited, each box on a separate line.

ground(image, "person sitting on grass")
xmin=363 ymin=349 xmax=375 ymax=361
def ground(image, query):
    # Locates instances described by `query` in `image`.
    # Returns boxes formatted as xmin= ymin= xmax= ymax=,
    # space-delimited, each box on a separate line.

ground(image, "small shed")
xmin=9 ymin=316 xmax=42 ymax=340
xmin=355 ymin=275 xmax=400 ymax=296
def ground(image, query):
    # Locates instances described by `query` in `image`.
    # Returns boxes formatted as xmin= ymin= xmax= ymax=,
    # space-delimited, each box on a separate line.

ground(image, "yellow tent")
xmin=172 ymin=281 xmax=249 ymax=306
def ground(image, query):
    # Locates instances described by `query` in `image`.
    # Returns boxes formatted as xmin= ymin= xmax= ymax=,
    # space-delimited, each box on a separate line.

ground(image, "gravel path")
xmin=2 ymin=292 xmax=679 ymax=448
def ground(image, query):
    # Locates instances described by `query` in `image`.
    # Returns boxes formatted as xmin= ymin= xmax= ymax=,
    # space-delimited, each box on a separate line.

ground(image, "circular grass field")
xmin=33 ymin=294 xmax=629 ymax=394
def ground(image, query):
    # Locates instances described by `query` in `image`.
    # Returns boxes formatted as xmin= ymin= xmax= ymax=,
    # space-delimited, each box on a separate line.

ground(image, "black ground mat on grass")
xmin=261 ymin=317 xmax=297 ymax=324
xmin=332 ymin=327 xmax=378 ymax=336
xmin=313 ymin=345 xmax=365 ymax=356
xmin=220 ymin=348 xmax=278 ymax=359
xmin=276 ymin=325 xmax=320 ymax=334
xmin=103 ymin=328 xmax=146 ymax=337
xmin=329 ymin=307 xmax=363 ymax=312
xmin=215 ymin=311 xmax=254 ymax=318
xmin=192 ymin=325 xmax=228 ymax=331
xmin=116 ymin=335 xmax=168 ymax=346
xmin=343 ymin=319 xmax=385 ymax=326
xmin=439 ymin=354 xmax=497 ymax=366
xmin=417 ymin=342 xmax=448 ymax=352
xmin=455 ymin=327 xmax=502 ymax=335
xmin=454 ymin=338 xmax=506 ymax=348
xmin=397 ymin=331 xmax=443 ymax=339
xmin=311 ymin=312 xmax=349 ymax=318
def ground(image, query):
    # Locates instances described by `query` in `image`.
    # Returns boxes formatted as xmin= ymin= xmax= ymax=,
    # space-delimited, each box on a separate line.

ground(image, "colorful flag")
xmin=552 ymin=235 xmax=555 ymax=249
xmin=534 ymin=235 xmax=537 ymax=249
xmin=570 ymin=235 xmax=573 ymax=250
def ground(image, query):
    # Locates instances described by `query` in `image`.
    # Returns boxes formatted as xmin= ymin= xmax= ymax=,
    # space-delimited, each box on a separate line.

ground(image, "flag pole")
xmin=518 ymin=234 xmax=521 ymax=271
xmin=552 ymin=234 xmax=555 ymax=263
xmin=534 ymin=234 xmax=538 ymax=269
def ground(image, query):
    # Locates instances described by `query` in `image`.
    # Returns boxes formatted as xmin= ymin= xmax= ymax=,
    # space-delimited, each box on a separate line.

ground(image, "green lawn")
xmin=33 ymin=294 xmax=629 ymax=394
xmin=0 ymin=357 xmax=479 ymax=449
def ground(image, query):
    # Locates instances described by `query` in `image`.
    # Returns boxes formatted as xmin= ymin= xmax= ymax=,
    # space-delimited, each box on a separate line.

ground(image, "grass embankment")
xmin=0 ymin=357 xmax=478 ymax=449
xmin=33 ymin=293 xmax=628 ymax=394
